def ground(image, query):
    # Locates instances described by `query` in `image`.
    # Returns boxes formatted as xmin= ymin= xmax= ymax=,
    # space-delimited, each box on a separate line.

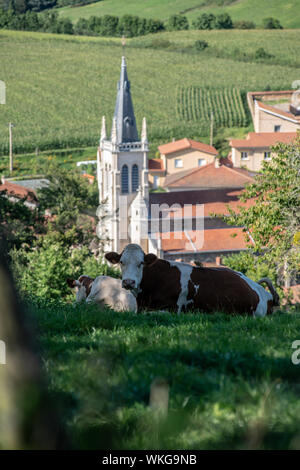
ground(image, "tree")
xmin=262 ymin=17 xmax=283 ymax=29
xmin=0 ymin=190 xmax=44 ymax=257
xmin=222 ymin=137 xmax=300 ymax=286
xmin=192 ymin=13 xmax=216 ymax=30
xmin=214 ymin=13 xmax=233 ymax=29
xmin=166 ymin=14 xmax=189 ymax=31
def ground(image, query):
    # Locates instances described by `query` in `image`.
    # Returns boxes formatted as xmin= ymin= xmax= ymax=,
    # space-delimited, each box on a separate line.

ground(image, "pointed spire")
xmin=100 ymin=116 xmax=106 ymax=142
xmin=113 ymin=56 xmax=138 ymax=144
xmin=141 ymin=117 xmax=147 ymax=143
xmin=111 ymin=116 xmax=117 ymax=145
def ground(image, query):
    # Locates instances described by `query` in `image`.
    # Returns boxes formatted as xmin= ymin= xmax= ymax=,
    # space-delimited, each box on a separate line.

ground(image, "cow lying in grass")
xmin=66 ymin=275 xmax=137 ymax=312
xmin=105 ymin=244 xmax=279 ymax=316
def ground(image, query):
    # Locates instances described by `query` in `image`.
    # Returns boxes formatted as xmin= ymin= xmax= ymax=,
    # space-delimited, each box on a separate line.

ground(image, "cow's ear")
xmin=144 ymin=253 xmax=157 ymax=266
xmin=66 ymin=278 xmax=76 ymax=288
xmin=105 ymin=251 xmax=121 ymax=264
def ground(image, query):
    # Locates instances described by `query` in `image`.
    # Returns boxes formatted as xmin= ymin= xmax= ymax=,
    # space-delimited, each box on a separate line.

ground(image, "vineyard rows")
xmin=176 ymin=87 xmax=247 ymax=128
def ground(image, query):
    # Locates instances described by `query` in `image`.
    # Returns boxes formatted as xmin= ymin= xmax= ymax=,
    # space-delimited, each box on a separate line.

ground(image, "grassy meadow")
xmin=31 ymin=299 xmax=300 ymax=449
xmin=58 ymin=0 xmax=300 ymax=29
xmin=0 ymin=29 xmax=299 ymax=161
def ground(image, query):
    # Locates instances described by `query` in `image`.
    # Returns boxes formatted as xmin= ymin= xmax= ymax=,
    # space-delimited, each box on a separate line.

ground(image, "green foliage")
xmin=233 ymin=20 xmax=256 ymax=29
xmin=262 ymin=17 xmax=283 ymax=29
xmin=255 ymin=47 xmax=274 ymax=60
xmin=11 ymin=236 xmax=116 ymax=300
xmin=0 ymin=29 xmax=299 ymax=156
xmin=215 ymin=12 xmax=233 ymax=29
xmin=166 ymin=14 xmax=189 ymax=31
xmin=29 ymin=299 xmax=300 ymax=449
xmin=0 ymin=190 xmax=44 ymax=255
xmin=194 ymin=39 xmax=208 ymax=51
xmin=177 ymin=87 xmax=247 ymax=128
xmin=192 ymin=13 xmax=216 ymax=30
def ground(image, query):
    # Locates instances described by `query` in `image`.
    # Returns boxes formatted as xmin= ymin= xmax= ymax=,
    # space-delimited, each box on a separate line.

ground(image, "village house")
xmin=148 ymin=138 xmax=218 ymax=189
xmin=230 ymin=132 xmax=297 ymax=172
xmin=247 ymin=90 xmax=300 ymax=133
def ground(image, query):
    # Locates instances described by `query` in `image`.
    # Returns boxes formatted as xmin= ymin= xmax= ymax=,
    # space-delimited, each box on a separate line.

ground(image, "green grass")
xmin=0 ymin=28 xmax=299 ymax=163
xmin=58 ymin=0 xmax=300 ymax=29
xmin=30 ymin=299 xmax=300 ymax=449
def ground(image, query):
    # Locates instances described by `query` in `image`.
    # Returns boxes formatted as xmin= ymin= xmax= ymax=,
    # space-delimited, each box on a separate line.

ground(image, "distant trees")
xmin=166 ymin=14 xmax=189 ymax=31
xmin=262 ymin=17 xmax=283 ymax=29
xmin=192 ymin=12 xmax=233 ymax=30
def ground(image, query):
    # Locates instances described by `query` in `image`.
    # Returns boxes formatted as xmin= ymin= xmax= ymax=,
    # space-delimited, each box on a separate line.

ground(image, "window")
xmin=132 ymin=164 xmax=139 ymax=192
xmin=264 ymin=151 xmax=271 ymax=161
xmin=241 ymin=152 xmax=248 ymax=160
xmin=175 ymin=158 xmax=183 ymax=168
xmin=153 ymin=175 xmax=159 ymax=189
xmin=198 ymin=158 xmax=206 ymax=167
xmin=274 ymin=125 xmax=281 ymax=132
xmin=121 ymin=164 xmax=128 ymax=194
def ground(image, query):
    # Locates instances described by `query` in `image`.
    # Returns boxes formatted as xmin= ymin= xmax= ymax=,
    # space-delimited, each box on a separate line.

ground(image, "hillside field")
xmin=32 ymin=299 xmax=300 ymax=449
xmin=0 ymin=28 xmax=299 ymax=160
xmin=58 ymin=0 xmax=300 ymax=29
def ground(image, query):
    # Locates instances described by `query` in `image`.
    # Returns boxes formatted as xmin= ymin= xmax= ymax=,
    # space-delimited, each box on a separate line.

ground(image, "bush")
xmin=215 ymin=13 xmax=233 ymax=29
xmin=255 ymin=47 xmax=274 ymax=60
xmin=234 ymin=20 xmax=256 ymax=29
xmin=192 ymin=13 xmax=216 ymax=30
xmin=262 ymin=17 xmax=283 ymax=29
xmin=195 ymin=39 xmax=208 ymax=51
xmin=166 ymin=14 xmax=189 ymax=31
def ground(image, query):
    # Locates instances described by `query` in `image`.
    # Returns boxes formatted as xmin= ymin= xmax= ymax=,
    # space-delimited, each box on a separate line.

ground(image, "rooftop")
xmin=158 ymin=138 xmax=218 ymax=156
xmin=163 ymin=161 xmax=254 ymax=189
xmin=230 ymin=132 xmax=298 ymax=149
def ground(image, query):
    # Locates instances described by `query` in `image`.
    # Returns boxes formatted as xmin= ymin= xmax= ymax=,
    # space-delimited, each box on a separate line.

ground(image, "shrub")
xmin=234 ymin=20 xmax=256 ymax=29
xmin=255 ymin=47 xmax=274 ymax=60
xmin=195 ymin=39 xmax=208 ymax=51
xmin=215 ymin=13 xmax=233 ymax=29
xmin=262 ymin=17 xmax=283 ymax=29
xmin=166 ymin=14 xmax=189 ymax=31
xmin=192 ymin=13 xmax=216 ymax=30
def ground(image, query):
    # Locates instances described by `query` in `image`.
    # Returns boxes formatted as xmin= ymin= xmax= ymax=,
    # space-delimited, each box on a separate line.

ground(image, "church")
xmin=96 ymin=56 xmax=151 ymax=254
xmin=96 ymin=56 xmax=255 ymax=265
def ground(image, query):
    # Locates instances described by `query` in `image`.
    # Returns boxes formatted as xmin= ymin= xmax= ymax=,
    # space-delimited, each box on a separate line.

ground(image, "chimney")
xmin=214 ymin=157 xmax=220 ymax=168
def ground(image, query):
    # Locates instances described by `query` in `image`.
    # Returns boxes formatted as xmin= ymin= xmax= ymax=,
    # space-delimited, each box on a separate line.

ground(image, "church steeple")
xmin=113 ymin=56 xmax=138 ymax=144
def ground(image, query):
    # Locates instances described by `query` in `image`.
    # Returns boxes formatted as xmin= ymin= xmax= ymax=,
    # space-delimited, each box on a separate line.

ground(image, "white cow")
xmin=67 ymin=275 xmax=137 ymax=312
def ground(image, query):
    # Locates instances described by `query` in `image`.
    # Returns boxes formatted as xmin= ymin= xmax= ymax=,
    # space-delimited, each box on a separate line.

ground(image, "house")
xmin=148 ymin=138 xmax=218 ymax=189
xmin=0 ymin=179 xmax=39 ymax=209
xmin=149 ymin=188 xmax=255 ymax=265
xmin=247 ymin=90 xmax=300 ymax=133
xmin=162 ymin=158 xmax=254 ymax=192
xmin=230 ymin=132 xmax=297 ymax=172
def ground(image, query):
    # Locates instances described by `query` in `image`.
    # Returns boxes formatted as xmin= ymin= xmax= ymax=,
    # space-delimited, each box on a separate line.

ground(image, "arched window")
xmin=132 ymin=164 xmax=139 ymax=192
xmin=121 ymin=164 xmax=129 ymax=194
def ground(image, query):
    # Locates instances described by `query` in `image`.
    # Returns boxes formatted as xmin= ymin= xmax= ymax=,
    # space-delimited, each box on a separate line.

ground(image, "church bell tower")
xmin=96 ymin=56 xmax=149 ymax=252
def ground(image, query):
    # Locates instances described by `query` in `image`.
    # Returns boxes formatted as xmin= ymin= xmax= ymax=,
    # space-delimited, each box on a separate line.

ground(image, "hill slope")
xmin=0 ymin=29 xmax=299 ymax=156
xmin=58 ymin=0 xmax=300 ymax=29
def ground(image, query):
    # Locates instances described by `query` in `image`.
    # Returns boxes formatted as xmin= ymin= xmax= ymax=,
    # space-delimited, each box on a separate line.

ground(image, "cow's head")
xmin=66 ymin=275 xmax=94 ymax=302
xmin=105 ymin=244 xmax=157 ymax=294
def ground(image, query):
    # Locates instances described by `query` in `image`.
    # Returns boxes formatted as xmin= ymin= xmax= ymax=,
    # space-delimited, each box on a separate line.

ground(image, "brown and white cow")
xmin=105 ymin=244 xmax=279 ymax=316
xmin=66 ymin=275 xmax=137 ymax=312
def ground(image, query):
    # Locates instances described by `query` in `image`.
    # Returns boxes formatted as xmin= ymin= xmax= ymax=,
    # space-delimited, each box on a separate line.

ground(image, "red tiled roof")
xmin=149 ymin=188 xmax=255 ymax=218
xmin=230 ymin=132 xmax=297 ymax=149
xmin=148 ymin=158 xmax=165 ymax=171
xmin=160 ymin=227 xmax=251 ymax=253
xmin=0 ymin=181 xmax=37 ymax=202
xmin=256 ymin=101 xmax=300 ymax=122
xmin=164 ymin=162 xmax=254 ymax=189
xmin=158 ymin=138 xmax=218 ymax=156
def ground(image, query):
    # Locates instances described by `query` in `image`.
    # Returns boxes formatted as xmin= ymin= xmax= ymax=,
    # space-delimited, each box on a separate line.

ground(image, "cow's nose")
xmin=122 ymin=279 xmax=135 ymax=290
